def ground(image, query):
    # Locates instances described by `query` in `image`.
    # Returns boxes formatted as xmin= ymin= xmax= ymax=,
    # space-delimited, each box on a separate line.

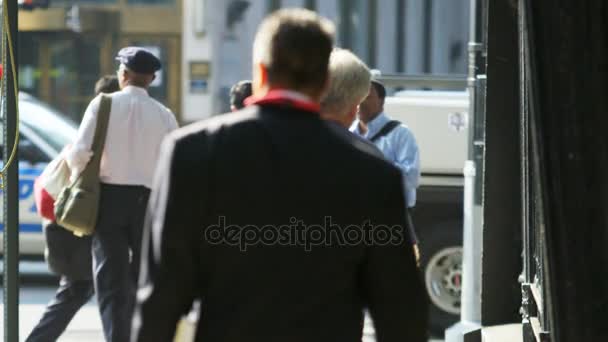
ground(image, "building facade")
xmin=182 ymin=0 xmax=470 ymax=122
xmin=19 ymin=0 xmax=182 ymax=122
xmin=18 ymin=0 xmax=469 ymax=123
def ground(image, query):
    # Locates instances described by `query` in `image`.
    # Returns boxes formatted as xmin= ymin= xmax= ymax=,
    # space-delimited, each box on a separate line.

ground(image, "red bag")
xmin=33 ymin=148 xmax=71 ymax=221
xmin=34 ymin=176 xmax=56 ymax=220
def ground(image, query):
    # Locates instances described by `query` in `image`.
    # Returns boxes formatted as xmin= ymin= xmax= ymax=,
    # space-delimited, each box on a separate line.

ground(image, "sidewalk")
xmin=1 ymin=304 xmax=104 ymax=342
xmin=3 ymin=303 xmax=442 ymax=342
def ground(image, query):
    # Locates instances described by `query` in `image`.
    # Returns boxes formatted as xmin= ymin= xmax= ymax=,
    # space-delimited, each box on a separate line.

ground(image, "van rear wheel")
xmin=419 ymin=221 xmax=463 ymax=337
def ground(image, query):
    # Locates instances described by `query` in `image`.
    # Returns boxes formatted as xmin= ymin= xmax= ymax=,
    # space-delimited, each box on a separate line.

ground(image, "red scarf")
xmin=244 ymin=89 xmax=321 ymax=113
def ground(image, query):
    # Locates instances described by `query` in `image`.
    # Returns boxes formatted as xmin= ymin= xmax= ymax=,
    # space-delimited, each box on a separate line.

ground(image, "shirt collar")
xmin=366 ymin=112 xmax=389 ymax=136
xmin=275 ymin=89 xmax=313 ymax=103
xmin=244 ymin=89 xmax=320 ymax=113
xmin=122 ymin=85 xmax=149 ymax=96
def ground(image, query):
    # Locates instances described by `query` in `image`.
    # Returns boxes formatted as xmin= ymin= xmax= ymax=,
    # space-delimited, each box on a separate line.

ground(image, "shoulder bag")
xmin=54 ymin=95 xmax=111 ymax=236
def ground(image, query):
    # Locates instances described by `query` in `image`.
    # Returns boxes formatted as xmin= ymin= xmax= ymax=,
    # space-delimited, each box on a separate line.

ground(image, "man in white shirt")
xmin=65 ymin=47 xmax=178 ymax=342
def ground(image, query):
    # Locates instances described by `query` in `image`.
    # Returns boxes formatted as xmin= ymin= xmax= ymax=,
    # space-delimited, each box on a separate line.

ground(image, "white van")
xmin=386 ymin=89 xmax=468 ymax=334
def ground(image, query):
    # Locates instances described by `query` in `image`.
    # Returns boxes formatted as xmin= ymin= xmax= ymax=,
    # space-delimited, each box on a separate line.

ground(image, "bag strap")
xmin=369 ymin=120 xmax=401 ymax=142
xmin=80 ymin=95 xmax=112 ymax=182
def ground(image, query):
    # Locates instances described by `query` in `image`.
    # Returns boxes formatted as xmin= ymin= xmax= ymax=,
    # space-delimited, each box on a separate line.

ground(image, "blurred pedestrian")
xmin=95 ymin=75 xmax=120 ymax=95
xmin=66 ymin=47 xmax=178 ymax=342
xmin=351 ymin=78 xmax=421 ymax=209
xmin=133 ymin=8 xmax=427 ymax=342
xmin=26 ymin=75 xmax=120 ymax=342
xmin=229 ymin=80 xmax=252 ymax=111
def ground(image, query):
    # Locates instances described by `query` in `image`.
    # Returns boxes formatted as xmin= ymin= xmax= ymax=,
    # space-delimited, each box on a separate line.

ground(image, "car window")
xmin=19 ymin=93 xmax=78 ymax=153
xmin=0 ymin=134 xmax=51 ymax=165
xmin=18 ymin=135 xmax=50 ymax=165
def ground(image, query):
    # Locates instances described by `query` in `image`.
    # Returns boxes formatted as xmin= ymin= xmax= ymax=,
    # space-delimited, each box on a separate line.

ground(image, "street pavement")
xmin=3 ymin=301 xmax=444 ymax=342
xmin=0 ymin=261 xmax=442 ymax=341
xmin=11 ymin=303 xmax=103 ymax=342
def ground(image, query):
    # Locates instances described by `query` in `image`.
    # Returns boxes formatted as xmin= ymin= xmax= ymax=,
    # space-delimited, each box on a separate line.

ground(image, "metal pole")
xmin=460 ymin=159 xmax=481 ymax=323
xmin=3 ymin=0 xmax=19 ymax=340
xmin=445 ymin=0 xmax=486 ymax=340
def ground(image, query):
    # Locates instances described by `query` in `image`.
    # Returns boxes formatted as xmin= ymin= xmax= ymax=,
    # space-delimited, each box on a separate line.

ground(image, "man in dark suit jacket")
xmin=132 ymin=8 xmax=428 ymax=342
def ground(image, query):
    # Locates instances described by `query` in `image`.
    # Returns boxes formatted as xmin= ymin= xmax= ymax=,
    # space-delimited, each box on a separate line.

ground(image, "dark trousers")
xmin=93 ymin=183 xmax=150 ymax=342
xmin=25 ymin=277 xmax=94 ymax=342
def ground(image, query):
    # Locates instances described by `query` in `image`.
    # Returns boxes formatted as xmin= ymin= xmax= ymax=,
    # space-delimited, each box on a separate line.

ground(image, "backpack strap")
xmin=369 ymin=120 xmax=401 ymax=142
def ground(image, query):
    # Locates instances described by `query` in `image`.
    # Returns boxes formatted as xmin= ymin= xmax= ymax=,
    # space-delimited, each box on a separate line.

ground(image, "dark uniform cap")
xmin=115 ymin=47 xmax=161 ymax=74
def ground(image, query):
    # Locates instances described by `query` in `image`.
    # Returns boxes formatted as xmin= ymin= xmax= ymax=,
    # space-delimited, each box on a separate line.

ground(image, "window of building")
xmin=18 ymin=33 xmax=41 ymax=99
xmin=128 ymin=0 xmax=174 ymax=4
xmin=51 ymin=0 xmax=117 ymax=4
xmin=304 ymin=0 xmax=316 ymax=11
xmin=49 ymin=35 xmax=102 ymax=122
xmin=17 ymin=135 xmax=51 ymax=165
xmin=267 ymin=0 xmax=281 ymax=12
xmin=18 ymin=32 xmax=104 ymax=123
xmin=339 ymin=0 xmax=373 ymax=64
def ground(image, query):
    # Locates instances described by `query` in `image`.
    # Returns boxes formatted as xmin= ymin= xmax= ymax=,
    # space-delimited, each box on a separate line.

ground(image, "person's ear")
xmin=117 ymin=69 xmax=127 ymax=89
xmin=317 ymin=76 xmax=332 ymax=102
xmin=345 ymin=104 xmax=358 ymax=126
xmin=252 ymin=63 xmax=269 ymax=96
xmin=142 ymin=74 xmax=156 ymax=88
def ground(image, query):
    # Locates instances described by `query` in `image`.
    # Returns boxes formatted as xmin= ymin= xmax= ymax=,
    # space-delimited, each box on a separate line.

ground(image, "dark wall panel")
xmin=528 ymin=1 xmax=608 ymax=341
xmin=481 ymin=0 xmax=522 ymax=326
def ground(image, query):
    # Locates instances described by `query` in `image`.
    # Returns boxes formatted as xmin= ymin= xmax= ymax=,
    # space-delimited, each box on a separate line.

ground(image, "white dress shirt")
xmin=66 ymin=86 xmax=178 ymax=189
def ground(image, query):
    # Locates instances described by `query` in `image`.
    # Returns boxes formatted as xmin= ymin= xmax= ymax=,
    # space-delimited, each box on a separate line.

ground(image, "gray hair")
xmin=320 ymin=48 xmax=371 ymax=115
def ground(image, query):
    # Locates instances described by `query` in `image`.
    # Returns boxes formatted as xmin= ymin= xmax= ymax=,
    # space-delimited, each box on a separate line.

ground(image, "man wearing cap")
xmin=66 ymin=47 xmax=178 ymax=342
xmin=351 ymin=78 xmax=421 ymax=211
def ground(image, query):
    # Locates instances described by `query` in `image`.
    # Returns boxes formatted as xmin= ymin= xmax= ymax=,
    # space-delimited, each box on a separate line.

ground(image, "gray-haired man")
xmin=320 ymin=48 xmax=420 ymax=262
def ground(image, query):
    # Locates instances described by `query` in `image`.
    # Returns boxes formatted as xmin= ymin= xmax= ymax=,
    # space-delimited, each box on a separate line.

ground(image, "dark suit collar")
xmin=325 ymin=119 xmax=349 ymax=132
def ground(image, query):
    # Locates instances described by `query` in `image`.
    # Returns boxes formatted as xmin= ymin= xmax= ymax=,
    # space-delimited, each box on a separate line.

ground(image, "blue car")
xmin=0 ymin=93 xmax=78 ymax=256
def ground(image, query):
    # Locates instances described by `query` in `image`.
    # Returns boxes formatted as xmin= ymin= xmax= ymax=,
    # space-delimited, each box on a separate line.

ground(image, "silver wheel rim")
xmin=424 ymin=246 xmax=463 ymax=315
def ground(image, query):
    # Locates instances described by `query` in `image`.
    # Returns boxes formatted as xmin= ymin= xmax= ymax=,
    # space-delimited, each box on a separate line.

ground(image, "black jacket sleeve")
xmin=131 ymin=133 xmax=206 ymax=342
xmin=361 ymin=170 xmax=429 ymax=342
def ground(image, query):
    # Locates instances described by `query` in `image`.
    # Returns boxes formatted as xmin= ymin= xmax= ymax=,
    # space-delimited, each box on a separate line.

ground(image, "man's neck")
xmin=320 ymin=112 xmax=350 ymax=128
xmin=263 ymin=85 xmax=321 ymax=103
xmin=361 ymin=111 xmax=382 ymax=124
xmin=123 ymin=84 xmax=148 ymax=91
